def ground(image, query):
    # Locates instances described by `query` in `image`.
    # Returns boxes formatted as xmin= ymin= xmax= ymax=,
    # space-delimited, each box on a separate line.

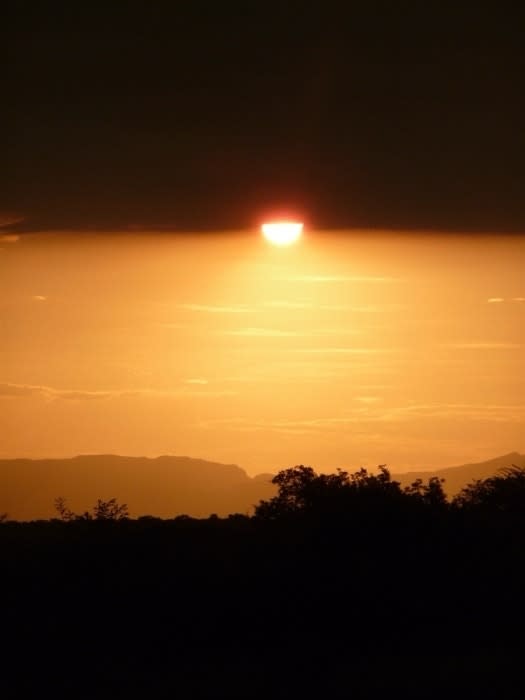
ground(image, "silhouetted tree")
xmin=54 ymin=496 xmax=76 ymax=521
xmin=92 ymin=498 xmax=129 ymax=521
xmin=255 ymin=464 xmax=413 ymax=519
xmin=53 ymin=496 xmax=129 ymax=521
xmin=254 ymin=465 xmax=348 ymax=519
xmin=453 ymin=465 xmax=525 ymax=515
xmin=255 ymin=464 xmax=451 ymax=521
xmin=403 ymin=476 xmax=448 ymax=508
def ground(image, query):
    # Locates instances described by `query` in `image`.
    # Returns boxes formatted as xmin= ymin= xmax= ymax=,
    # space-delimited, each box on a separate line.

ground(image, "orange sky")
xmin=1 ymin=229 xmax=524 ymax=473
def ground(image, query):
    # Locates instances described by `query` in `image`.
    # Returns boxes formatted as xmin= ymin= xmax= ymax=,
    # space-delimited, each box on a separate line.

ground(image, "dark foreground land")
xmin=3 ymin=466 xmax=525 ymax=697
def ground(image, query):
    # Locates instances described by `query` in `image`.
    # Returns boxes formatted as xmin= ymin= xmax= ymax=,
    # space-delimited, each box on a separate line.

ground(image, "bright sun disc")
xmin=261 ymin=221 xmax=303 ymax=246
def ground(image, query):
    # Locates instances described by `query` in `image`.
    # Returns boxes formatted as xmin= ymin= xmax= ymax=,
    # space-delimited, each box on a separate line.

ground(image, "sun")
xmin=261 ymin=221 xmax=303 ymax=246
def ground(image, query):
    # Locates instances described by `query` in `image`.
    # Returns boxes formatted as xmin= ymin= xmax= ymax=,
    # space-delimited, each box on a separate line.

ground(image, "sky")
xmin=2 ymin=4 xmax=524 ymax=472
xmin=1 ymin=229 xmax=524 ymax=473
xmin=3 ymin=2 xmax=525 ymax=233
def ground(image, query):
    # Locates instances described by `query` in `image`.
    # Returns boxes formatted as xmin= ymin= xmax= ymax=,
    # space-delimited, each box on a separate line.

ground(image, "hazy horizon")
xmin=2 ymin=228 xmax=523 ymax=474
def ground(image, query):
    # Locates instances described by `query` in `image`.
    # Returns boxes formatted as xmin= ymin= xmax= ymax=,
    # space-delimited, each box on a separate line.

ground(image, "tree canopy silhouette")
xmin=453 ymin=465 xmax=525 ymax=517
xmin=54 ymin=496 xmax=129 ymax=521
xmin=254 ymin=464 xmax=447 ymax=520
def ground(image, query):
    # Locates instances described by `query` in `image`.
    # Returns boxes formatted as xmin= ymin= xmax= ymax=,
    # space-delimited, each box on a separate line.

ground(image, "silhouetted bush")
xmin=453 ymin=465 xmax=525 ymax=512
xmin=54 ymin=496 xmax=129 ymax=521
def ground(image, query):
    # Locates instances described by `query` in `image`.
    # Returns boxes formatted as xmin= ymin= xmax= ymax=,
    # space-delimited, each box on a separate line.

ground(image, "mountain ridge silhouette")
xmin=394 ymin=451 xmax=525 ymax=496
xmin=1 ymin=451 xmax=523 ymax=520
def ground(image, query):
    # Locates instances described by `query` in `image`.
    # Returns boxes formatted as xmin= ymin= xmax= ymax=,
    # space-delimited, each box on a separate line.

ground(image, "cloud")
xmin=264 ymin=301 xmax=315 ymax=309
xmin=383 ymin=403 xmax=525 ymax=423
xmin=0 ymin=213 xmax=24 ymax=229
xmin=217 ymin=368 xmax=355 ymax=384
xmin=0 ymin=383 xmax=113 ymax=400
xmin=487 ymin=297 xmax=525 ymax=303
xmin=179 ymin=389 xmax=238 ymax=397
xmin=58 ymin=390 xmax=114 ymax=400
xmin=195 ymin=413 xmax=396 ymax=437
xmin=184 ymin=378 xmax=209 ymax=385
xmin=0 ymin=383 xmax=43 ymax=398
xmin=0 ymin=382 xmax=237 ymax=402
xmin=193 ymin=416 xmax=366 ymax=436
xmin=283 ymin=275 xmax=397 ymax=283
xmin=291 ymin=347 xmax=396 ymax=354
xmin=32 ymin=295 xmax=47 ymax=302
xmin=196 ymin=402 xmax=525 ymax=435
xmin=180 ymin=303 xmax=254 ymax=313
xmin=223 ymin=326 xmax=361 ymax=338
xmin=346 ymin=305 xmax=400 ymax=313
xmin=315 ymin=328 xmax=362 ymax=336
xmin=444 ymin=343 xmax=522 ymax=350
xmin=224 ymin=327 xmax=302 ymax=337
xmin=263 ymin=300 xmax=387 ymax=312
xmin=180 ymin=300 xmax=394 ymax=315
xmin=0 ymin=234 xmax=20 ymax=243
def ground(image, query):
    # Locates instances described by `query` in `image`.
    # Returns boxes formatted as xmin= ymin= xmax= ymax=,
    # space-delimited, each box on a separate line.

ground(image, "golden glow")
xmin=261 ymin=222 xmax=303 ymax=246
xmin=1 ymin=231 xmax=524 ymax=484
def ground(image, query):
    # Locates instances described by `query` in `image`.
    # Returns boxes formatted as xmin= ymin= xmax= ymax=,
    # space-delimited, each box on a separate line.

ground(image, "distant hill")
xmin=1 ymin=452 xmax=523 ymax=520
xmin=0 ymin=455 xmax=276 ymax=521
xmin=393 ymin=452 xmax=525 ymax=496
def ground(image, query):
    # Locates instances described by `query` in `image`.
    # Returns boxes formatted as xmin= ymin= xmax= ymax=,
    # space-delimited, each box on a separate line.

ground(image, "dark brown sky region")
xmin=3 ymin=2 xmax=525 ymax=234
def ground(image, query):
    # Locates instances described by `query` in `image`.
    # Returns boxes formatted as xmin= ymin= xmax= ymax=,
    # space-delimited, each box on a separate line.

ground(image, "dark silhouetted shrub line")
xmin=3 ymin=464 xmax=525 ymax=694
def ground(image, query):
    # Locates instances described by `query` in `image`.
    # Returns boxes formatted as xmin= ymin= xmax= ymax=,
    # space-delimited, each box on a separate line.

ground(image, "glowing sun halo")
xmin=261 ymin=221 xmax=303 ymax=246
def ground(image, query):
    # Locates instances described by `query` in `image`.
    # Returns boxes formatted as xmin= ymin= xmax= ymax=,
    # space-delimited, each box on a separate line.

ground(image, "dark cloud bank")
xmin=4 ymin=3 xmax=524 ymax=234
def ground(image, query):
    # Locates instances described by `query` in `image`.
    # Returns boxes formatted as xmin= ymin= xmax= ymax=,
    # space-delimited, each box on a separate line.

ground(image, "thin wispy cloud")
xmin=193 ymin=416 xmax=366 ymax=435
xmin=0 ymin=234 xmax=20 ymax=243
xmin=283 ymin=275 xmax=398 ymax=283
xmin=32 ymin=295 xmax=47 ymax=302
xmin=444 ymin=343 xmax=522 ymax=350
xmin=180 ymin=303 xmax=254 ymax=313
xmin=223 ymin=327 xmax=361 ymax=338
xmin=346 ymin=305 xmax=401 ymax=313
xmin=487 ymin=297 xmax=524 ymax=303
xmin=224 ymin=327 xmax=300 ymax=338
xmin=0 ymin=383 xmax=113 ymax=401
xmin=180 ymin=301 xmax=393 ymax=315
xmin=384 ymin=403 xmax=525 ymax=423
xmin=0 ymin=382 xmax=237 ymax=401
xmin=218 ymin=371 xmax=340 ymax=384
xmin=181 ymin=389 xmax=238 ymax=397
xmin=264 ymin=300 xmax=394 ymax=313
xmin=312 ymin=328 xmax=362 ymax=336
xmin=0 ymin=213 xmax=24 ymax=229
xmin=195 ymin=413 xmax=402 ymax=437
xmin=291 ymin=347 xmax=396 ymax=355
xmin=264 ymin=301 xmax=317 ymax=309
xmin=195 ymin=402 xmax=525 ymax=436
